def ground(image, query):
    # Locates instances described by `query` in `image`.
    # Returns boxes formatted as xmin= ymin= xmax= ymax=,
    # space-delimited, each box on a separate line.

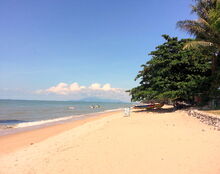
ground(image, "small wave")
xmin=8 ymin=108 xmax=123 ymax=129
xmin=0 ymin=119 xmax=27 ymax=124
xmin=100 ymin=108 xmax=123 ymax=113
xmin=15 ymin=115 xmax=76 ymax=128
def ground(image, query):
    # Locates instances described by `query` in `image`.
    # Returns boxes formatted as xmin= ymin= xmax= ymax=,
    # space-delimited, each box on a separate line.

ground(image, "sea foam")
xmin=14 ymin=108 xmax=123 ymax=128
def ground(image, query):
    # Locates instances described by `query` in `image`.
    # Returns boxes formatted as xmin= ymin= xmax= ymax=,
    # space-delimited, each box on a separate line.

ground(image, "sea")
xmin=0 ymin=99 xmax=132 ymax=136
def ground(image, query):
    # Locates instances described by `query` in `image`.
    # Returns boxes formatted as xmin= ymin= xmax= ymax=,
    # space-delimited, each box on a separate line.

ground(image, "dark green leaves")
xmin=129 ymin=35 xmax=212 ymax=103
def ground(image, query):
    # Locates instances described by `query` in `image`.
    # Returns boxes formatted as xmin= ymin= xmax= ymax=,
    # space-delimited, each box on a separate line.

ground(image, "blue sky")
xmin=0 ymin=0 xmax=195 ymax=101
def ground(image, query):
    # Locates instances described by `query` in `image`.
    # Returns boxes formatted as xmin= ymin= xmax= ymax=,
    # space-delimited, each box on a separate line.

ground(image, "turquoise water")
xmin=0 ymin=99 xmax=132 ymax=127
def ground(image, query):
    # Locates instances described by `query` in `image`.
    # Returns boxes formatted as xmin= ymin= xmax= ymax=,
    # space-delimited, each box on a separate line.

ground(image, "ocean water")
xmin=0 ymin=100 xmax=132 ymax=131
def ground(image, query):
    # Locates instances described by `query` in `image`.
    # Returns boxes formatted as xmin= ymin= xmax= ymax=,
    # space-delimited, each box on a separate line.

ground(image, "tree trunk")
xmin=212 ymin=55 xmax=217 ymax=74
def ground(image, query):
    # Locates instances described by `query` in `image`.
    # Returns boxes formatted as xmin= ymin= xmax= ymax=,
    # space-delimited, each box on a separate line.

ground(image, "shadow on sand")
xmin=132 ymin=107 xmax=176 ymax=114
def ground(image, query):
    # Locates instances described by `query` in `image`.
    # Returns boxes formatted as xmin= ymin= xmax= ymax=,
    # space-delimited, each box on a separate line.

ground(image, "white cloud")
xmin=89 ymin=83 xmax=102 ymax=90
xmin=102 ymin=84 xmax=113 ymax=91
xmin=35 ymin=82 xmax=130 ymax=101
xmin=38 ymin=82 xmax=121 ymax=95
xmin=38 ymin=82 xmax=86 ymax=95
xmin=88 ymin=83 xmax=116 ymax=91
xmin=69 ymin=83 xmax=86 ymax=91
xmin=46 ymin=82 xmax=69 ymax=95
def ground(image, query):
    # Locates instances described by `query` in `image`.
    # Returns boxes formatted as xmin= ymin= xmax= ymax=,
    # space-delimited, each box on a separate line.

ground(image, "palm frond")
xmin=177 ymin=18 xmax=219 ymax=43
xmin=198 ymin=18 xmax=211 ymax=27
xmin=183 ymin=40 xmax=213 ymax=49
xmin=177 ymin=0 xmax=220 ymax=52
xmin=177 ymin=20 xmax=207 ymax=36
xmin=191 ymin=0 xmax=219 ymax=20
xmin=191 ymin=4 xmax=209 ymax=20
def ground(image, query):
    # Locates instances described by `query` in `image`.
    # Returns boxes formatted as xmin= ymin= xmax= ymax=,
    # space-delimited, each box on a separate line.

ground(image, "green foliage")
xmin=209 ymin=2 xmax=220 ymax=32
xmin=177 ymin=0 xmax=220 ymax=74
xmin=129 ymin=35 xmax=212 ymax=103
xmin=177 ymin=0 xmax=220 ymax=47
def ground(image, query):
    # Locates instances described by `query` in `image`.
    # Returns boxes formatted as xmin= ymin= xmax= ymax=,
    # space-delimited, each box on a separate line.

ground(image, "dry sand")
xmin=0 ymin=109 xmax=220 ymax=174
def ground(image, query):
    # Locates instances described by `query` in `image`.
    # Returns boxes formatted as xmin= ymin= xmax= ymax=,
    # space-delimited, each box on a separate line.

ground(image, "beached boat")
xmin=133 ymin=103 xmax=164 ymax=109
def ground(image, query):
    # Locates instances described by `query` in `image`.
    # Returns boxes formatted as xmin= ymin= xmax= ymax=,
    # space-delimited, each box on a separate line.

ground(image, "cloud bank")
xmin=36 ymin=82 xmax=130 ymax=102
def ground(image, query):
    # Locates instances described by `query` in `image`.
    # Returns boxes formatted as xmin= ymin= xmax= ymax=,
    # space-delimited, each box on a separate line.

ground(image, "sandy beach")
xmin=1 ymin=109 xmax=220 ymax=174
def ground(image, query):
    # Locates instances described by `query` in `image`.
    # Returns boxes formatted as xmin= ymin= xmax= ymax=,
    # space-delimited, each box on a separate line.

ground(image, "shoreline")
xmin=1 ymin=109 xmax=220 ymax=174
xmin=0 ymin=109 xmax=122 ymax=155
xmin=0 ymin=108 xmax=123 ymax=137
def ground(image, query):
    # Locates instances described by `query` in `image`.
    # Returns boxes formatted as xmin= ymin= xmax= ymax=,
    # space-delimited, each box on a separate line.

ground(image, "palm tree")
xmin=177 ymin=0 xmax=220 ymax=73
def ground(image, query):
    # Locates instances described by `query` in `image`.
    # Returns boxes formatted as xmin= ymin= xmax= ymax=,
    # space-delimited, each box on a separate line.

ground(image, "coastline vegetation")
xmin=129 ymin=0 xmax=220 ymax=107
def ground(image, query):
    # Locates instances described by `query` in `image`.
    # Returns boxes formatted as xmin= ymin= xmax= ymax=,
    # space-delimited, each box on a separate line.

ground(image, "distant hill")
xmin=73 ymin=97 xmax=125 ymax=103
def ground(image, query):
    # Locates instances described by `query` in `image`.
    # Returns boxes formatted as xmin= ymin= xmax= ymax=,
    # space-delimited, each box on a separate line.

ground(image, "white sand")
xmin=1 ymin=110 xmax=220 ymax=174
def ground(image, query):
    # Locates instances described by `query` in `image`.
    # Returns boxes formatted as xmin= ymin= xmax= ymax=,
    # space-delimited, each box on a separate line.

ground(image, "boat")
xmin=133 ymin=103 xmax=164 ymax=109
xmin=68 ymin=106 xmax=75 ymax=110
xmin=133 ymin=104 xmax=155 ymax=109
xmin=89 ymin=105 xmax=101 ymax=109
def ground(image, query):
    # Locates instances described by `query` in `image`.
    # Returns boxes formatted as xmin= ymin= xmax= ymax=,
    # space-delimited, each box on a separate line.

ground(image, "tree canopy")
xmin=129 ymin=35 xmax=212 ymax=103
